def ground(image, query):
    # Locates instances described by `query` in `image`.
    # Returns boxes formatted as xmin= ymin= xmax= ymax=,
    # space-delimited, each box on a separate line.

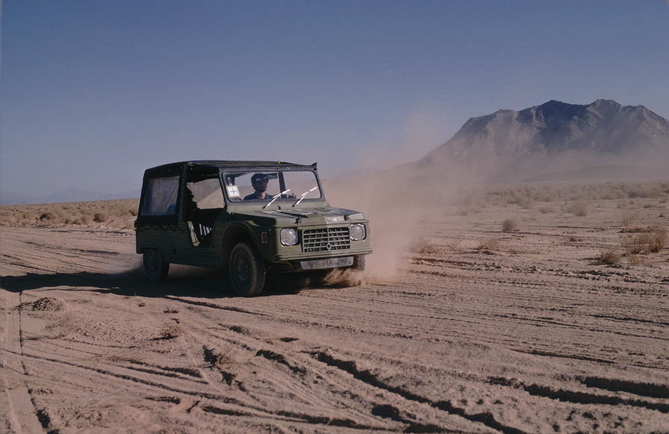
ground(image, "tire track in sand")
xmin=1 ymin=290 xmax=56 ymax=433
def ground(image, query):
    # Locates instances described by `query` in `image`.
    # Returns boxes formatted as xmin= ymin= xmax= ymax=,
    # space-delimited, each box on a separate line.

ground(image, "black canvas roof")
xmin=144 ymin=160 xmax=316 ymax=178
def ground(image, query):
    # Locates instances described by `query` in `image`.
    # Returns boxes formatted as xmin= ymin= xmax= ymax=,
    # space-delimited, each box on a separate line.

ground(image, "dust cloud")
xmin=325 ymin=112 xmax=471 ymax=283
xmin=325 ymin=125 xmax=669 ymax=285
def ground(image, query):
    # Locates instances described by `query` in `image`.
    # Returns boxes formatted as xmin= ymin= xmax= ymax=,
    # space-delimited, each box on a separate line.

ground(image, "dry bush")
xmin=501 ymin=219 xmax=519 ymax=232
xmin=628 ymin=185 xmax=662 ymax=199
xmin=158 ymin=324 xmax=182 ymax=340
xmin=649 ymin=227 xmax=668 ymax=252
xmin=517 ymin=197 xmax=534 ymax=209
xmin=627 ymin=254 xmax=646 ymax=266
xmin=622 ymin=227 xmax=668 ymax=255
xmin=620 ymin=211 xmax=640 ymax=229
xmin=566 ymin=201 xmax=589 ymax=217
xmin=597 ymin=248 xmax=622 ymax=266
xmin=39 ymin=211 xmax=56 ymax=221
xmin=481 ymin=180 xmax=668 ymax=205
xmin=0 ymin=199 xmax=140 ymax=229
xmin=476 ymin=238 xmax=500 ymax=251
xmin=538 ymin=206 xmax=554 ymax=214
xmin=18 ymin=297 xmax=65 ymax=311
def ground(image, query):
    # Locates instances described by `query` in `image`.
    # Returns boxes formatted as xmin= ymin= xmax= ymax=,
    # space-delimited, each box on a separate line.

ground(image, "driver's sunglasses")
xmin=252 ymin=178 xmax=269 ymax=183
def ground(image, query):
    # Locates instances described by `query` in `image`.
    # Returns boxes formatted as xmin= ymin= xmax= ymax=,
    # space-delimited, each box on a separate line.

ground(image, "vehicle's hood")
xmin=231 ymin=207 xmax=366 ymax=227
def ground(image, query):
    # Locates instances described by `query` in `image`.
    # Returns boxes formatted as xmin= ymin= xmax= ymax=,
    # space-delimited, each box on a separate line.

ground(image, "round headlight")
xmin=350 ymin=224 xmax=366 ymax=241
xmin=280 ymin=228 xmax=298 ymax=246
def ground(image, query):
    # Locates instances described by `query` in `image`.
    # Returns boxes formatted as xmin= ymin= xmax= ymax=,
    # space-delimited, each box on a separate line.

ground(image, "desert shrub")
xmin=93 ymin=212 xmax=108 ymax=223
xmin=39 ymin=211 xmax=55 ymax=221
xmin=628 ymin=254 xmax=646 ymax=266
xmin=501 ymin=219 xmax=519 ymax=232
xmin=128 ymin=208 xmax=138 ymax=216
xmin=538 ymin=206 xmax=554 ymax=214
xmin=158 ymin=324 xmax=182 ymax=340
xmin=598 ymin=248 xmax=621 ymax=265
xmin=628 ymin=185 xmax=662 ymax=199
xmin=620 ymin=211 xmax=640 ymax=229
xmin=476 ymin=238 xmax=500 ymax=251
xmin=649 ymin=227 xmax=668 ymax=252
xmin=622 ymin=227 xmax=668 ymax=255
xmin=566 ymin=201 xmax=589 ymax=217
xmin=37 ymin=210 xmax=66 ymax=225
xmin=622 ymin=234 xmax=648 ymax=255
xmin=517 ymin=197 xmax=534 ymax=209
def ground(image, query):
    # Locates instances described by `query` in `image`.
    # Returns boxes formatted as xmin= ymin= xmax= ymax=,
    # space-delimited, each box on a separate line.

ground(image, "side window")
xmin=141 ymin=176 xmax=179 ymax=216
xmin=187 ymin=178 xmax=224 ymax=209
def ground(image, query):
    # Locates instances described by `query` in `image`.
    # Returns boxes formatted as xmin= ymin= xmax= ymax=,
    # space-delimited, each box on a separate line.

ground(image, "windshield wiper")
xmin=263 ymin=189 xmax=290 ymax=209
xmin=292 ymin=187 xmax=318 ymax=207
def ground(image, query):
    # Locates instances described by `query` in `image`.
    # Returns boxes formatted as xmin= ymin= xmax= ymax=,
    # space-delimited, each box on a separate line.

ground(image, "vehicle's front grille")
xmin=302 ymin=227 xmax=350 ymax=252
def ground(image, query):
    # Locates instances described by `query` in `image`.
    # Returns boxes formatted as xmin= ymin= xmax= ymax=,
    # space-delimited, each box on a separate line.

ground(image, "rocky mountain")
xmin=418 ymin=99 xmax=669 ymax=181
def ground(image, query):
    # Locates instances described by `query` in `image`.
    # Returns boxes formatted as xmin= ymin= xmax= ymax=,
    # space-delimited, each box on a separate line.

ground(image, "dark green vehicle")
xmin=136 ymin=161 xmax=372 ymax=296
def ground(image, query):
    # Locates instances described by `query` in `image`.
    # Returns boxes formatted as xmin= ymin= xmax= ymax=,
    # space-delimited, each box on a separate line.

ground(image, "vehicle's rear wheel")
xmin=143 ymin=248 xmax=169 ymax=282
xmin=352 ymin=255 xmax=366 ymax=271
xmin=229 ymin=242 xmax=266 ymax=296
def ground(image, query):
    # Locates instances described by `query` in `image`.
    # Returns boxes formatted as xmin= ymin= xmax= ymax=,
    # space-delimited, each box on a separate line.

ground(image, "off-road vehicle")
xmin=136 ymin=161 xmax=372 ymax=296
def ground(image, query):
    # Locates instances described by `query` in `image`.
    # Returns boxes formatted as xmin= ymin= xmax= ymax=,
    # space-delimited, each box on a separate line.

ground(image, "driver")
xmin=244 ymin=173 xmax=272 ymax=200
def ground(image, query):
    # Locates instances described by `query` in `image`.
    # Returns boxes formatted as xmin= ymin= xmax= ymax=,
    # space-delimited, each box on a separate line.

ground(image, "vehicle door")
xmin=173 ymin=166 xmax=225 ymax=267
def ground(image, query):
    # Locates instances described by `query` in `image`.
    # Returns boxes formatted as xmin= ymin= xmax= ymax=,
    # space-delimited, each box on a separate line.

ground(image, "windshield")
xmin=222 ymin=170 xmax=322 ymax=205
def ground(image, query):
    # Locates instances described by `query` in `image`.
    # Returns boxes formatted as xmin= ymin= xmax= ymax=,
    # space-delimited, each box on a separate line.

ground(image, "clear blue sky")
xmin=2 ymin=0 xmax=668 ymax=198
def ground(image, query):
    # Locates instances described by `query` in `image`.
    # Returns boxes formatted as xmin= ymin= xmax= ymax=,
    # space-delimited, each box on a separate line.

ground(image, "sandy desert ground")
xmin=1 ymin=181 xmax=669 ymax=433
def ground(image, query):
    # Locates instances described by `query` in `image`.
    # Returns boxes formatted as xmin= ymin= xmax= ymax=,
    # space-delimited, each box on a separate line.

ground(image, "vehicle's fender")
xmin=218 ymin=223 xmax=257 ymax=267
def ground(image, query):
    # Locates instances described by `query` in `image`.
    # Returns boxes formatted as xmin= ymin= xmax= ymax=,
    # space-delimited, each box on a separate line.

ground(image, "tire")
xmin=229 ymin=242 xmax=266 ymax=296
xmin=352 ymin=255 xmax=366 ymax=271
xmin=143 ymin=248 xmax=169 ymax=282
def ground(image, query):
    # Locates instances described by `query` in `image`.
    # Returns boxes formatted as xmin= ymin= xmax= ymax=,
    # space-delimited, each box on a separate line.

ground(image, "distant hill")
xmin=417 ymin=99 xmax=669 ymax=182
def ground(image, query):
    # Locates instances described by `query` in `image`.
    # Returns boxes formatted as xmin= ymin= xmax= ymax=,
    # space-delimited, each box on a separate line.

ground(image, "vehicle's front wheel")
xmin=143 ymin=248 xmax=169 ymax=282
xmin=229 ymin=242 xmax=266 ymax=296
xmin=352 ymin=255 xmax=366 ymax=271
